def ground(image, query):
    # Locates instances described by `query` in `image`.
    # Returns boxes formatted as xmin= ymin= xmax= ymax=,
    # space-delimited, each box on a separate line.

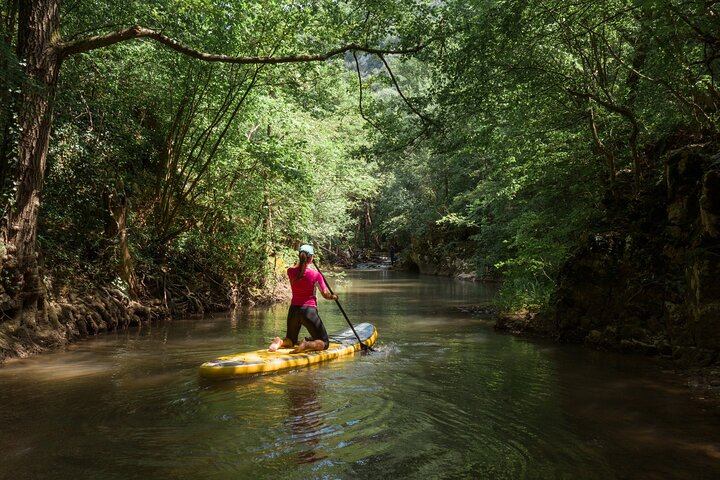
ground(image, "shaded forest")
xmin=0 ymin=0 xmax=718 ymax=364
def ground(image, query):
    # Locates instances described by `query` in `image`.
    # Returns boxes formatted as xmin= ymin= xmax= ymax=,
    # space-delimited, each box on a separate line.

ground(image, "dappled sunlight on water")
xmin=0 ymin=270 xmax=718 ymax=479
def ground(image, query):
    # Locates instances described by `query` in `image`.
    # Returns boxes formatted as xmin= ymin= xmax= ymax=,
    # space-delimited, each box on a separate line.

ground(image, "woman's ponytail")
xmin=295 ymin=251 xmax=308 ymax=281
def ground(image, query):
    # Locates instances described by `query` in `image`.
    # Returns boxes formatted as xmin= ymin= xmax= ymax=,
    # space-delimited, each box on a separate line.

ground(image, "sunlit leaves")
xmin=364 ymin=0 xmax=718 ymax=308
xmin=38 ymin=0 xmax=428 ymax=295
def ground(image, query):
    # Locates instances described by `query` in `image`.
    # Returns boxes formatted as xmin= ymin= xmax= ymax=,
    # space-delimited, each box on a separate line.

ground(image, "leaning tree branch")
xmin=57 ymin=25 xmax=425 ymax=63
xmin=569 ymin=88 xmax=641 ymax=190
xmin=352 ymin=51 xmax=387 ymax=136
xmin=377 ymin=53 xmax=433 ymax=126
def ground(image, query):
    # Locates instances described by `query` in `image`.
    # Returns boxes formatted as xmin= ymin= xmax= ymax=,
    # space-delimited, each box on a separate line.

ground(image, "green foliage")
xmin=9 ymin=0 xmax=720 ymax=311
xmin=39 ymin=1 xmax=398 ymax=301
xmin=362 ymin=0 xmax=719 ymax=308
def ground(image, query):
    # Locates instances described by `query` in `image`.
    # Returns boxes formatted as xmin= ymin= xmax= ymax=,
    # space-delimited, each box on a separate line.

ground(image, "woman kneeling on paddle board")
xmin=268 ymin=244 xmax=337 ymax=354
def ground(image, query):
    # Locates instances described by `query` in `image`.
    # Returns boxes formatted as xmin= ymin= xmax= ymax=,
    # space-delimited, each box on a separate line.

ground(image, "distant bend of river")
xmin=1 ymin=270 xmax=719 ymax=479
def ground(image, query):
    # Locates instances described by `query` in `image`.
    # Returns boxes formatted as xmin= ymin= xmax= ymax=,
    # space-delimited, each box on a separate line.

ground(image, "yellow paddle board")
xmin=199 ymin=322 xmax=377 ymax=379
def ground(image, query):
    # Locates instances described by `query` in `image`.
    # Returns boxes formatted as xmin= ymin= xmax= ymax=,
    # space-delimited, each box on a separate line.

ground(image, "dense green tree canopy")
xmin=0 ymin=0 xmax=717 ymax=318
xmin=359 ymin=0 xmax=719 ymax=307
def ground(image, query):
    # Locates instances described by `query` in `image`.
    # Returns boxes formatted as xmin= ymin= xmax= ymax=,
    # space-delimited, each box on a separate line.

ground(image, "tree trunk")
xmin=111 ymin=180 xmax=139 ymax=300
xmin=1 ymin=0 xmax=61 ymax=342
xmin=588 ymin=105 xmax=616 ymax=188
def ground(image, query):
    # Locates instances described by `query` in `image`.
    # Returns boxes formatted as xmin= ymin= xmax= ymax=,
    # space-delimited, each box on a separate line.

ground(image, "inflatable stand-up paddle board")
xmin=199 ymin=322 xmax=377 ymax=379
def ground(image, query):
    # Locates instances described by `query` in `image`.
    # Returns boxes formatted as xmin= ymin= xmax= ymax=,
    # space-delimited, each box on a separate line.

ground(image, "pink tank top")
xmin=287 ymin=266 xmax=327 ymax=307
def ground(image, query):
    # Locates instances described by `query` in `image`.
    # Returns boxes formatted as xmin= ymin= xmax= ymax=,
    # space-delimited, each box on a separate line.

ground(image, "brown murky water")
xmin=0 ymin=270 xmax=718 ymax=479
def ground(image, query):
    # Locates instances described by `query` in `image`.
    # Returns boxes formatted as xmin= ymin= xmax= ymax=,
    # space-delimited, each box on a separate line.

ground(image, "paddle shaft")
xmin=313 ymin=260 xmax=373 ymax=352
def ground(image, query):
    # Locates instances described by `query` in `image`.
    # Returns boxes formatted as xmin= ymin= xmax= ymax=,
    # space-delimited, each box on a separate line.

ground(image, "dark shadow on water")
xmin=534 ymin=344 xmax=720 ymax=479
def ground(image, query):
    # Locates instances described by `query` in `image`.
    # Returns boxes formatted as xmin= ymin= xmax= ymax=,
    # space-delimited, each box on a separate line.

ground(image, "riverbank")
xmin=0 ymin=261 xmax=292 ymax=363
xmin=0 ymin=290 xmax=167 ymax=362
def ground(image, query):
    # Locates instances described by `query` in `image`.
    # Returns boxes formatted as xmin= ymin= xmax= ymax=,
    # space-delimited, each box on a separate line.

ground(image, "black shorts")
xmin=285 ymin=305 xmax=330 ymax=349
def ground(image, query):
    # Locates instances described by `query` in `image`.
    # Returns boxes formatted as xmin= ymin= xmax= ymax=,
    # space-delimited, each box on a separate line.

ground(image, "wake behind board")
xmin=199 ymin=323 xmax=377 ymax=379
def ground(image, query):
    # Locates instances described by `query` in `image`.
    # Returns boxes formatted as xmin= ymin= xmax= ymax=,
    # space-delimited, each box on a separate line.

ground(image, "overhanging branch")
xmin=57 ymin=25 xmax=425 ymax=63
xmin=352 ymin=51 xmax=387 ymax=135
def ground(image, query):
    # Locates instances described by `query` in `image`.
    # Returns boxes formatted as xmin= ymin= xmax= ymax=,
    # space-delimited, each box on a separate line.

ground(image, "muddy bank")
xmin=0 ymin=263 xmax=291 ymax=363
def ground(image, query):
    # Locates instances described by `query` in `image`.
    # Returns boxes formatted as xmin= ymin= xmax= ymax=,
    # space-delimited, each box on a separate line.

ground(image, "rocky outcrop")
xmin=407 ymin=248 xmax=495 ymax=281
xmin=407 ymin=252 xmax=462 ymax=276
xmin=543 ymin=145 xmax=720 ymax=366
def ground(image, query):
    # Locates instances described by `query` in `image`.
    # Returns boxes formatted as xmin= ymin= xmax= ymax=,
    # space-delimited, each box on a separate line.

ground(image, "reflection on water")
xmin=0 ymin=270 xmax=719 ymax=479
xmin=286 ymin=378 xmax=328 ymax=464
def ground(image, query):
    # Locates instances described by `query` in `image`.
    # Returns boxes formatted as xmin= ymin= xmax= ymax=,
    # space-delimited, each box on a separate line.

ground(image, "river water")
xmin=1 ymin=270 xmax=719 ymax=479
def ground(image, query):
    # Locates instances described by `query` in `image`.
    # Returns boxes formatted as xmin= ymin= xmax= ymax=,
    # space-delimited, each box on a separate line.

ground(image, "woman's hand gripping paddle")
xmin=313 ymin=260 xmax=375 ymax=352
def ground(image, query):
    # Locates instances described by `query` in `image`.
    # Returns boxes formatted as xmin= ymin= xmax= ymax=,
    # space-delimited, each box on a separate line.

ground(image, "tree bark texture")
xmin=1 ymin=0 xmax=61 ymax=345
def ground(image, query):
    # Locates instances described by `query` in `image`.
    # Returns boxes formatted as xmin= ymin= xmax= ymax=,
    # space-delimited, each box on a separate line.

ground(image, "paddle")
xmin=313 ymin=259 xmax=374 ymax=352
